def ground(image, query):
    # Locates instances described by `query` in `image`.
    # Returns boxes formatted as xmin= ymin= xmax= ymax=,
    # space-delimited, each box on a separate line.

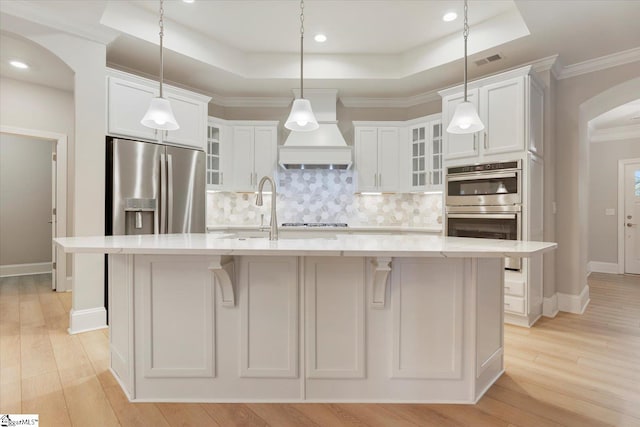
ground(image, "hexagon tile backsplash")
xmin=206 ymin=170 xmax=442 ymax=227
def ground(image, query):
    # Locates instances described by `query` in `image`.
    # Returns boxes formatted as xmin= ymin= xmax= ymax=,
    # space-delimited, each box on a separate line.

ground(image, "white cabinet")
xmin=442 ymin=89 xmax=480 ymax=160
xmin=230 ymin=124 xmax=278 ymax=192
xmin=106 ymin=69 xmax=210 ymax=150
xmin=408 ymin=118 xmax=443 ymax=192
xmin=206 ymin=119 xmax=232 ymax=191
xmin=107 ymin=76 xmax=158 ymax=142
xmin=354 ymin=126 xmax=401 ymax=193
xmin=440 ymin=66 xmax=544 ymax=165
xmin=163 ymin=91 xmax=208 ymax=149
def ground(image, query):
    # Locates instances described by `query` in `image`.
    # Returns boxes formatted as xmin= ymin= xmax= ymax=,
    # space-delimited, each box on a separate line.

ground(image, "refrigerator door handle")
xmin=167 ymin=154 xmax=174 ymax=233
xmin=160 ymin=153 xmax=167 ymax=234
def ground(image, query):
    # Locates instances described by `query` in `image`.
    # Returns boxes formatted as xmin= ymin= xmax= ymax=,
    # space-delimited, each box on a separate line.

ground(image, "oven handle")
xmin=447 ymin=213 xmax=517 ymax=220
xmin=446 ymin=171 xmax=518 ymax=182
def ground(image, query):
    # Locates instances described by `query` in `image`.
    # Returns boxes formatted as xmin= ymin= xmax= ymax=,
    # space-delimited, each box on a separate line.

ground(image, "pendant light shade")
xmin=285 ymin=98 xmax=319 ymax=131
xmin=285 ymin=0 xmax=319 ymax=132
xmin=141 ymin=0 xmax=180 ymax=131
xmin=141 ymin=97 xmax=179 ymax=130
xmin=446 ymin=0 xmax=484 ymax=135
xmin=447 ymin=101 xmax=484 ymax=134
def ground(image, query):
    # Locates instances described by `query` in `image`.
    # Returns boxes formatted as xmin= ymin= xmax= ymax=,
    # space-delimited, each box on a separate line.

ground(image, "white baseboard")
xmin=587 ymin=261 xmax=619 ymax=274
xmin=0 ymin=262 xmax=52 ymax=277
xmin=68 ymin=307 xmax=107 ymax=334
xmin=543 ymin=293 xmax=559 ymax=318
xmin=557 ymin=285 xmax=590 ymax=314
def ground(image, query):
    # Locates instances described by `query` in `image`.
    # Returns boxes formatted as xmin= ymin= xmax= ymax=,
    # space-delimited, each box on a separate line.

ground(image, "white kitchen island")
xmin=54 ymin=233 xmax=555 ymax=403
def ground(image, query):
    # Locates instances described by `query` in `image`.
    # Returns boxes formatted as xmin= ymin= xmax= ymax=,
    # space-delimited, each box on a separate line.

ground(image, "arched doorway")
xmin=579 ymin=77 xmax=640 ymax=284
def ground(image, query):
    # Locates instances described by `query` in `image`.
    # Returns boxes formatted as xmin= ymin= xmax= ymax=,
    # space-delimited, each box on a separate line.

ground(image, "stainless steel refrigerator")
xmin=106 ymin=137 xmax=205 ymax=236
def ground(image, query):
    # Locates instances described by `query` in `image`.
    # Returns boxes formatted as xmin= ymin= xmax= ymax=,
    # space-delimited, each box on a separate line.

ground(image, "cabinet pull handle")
xmin=249 ymin=173 xmax=253 ymax=185
xmin=429 ymin=173 xmax=432 ymax=185
xmin=374 ymin=173 xmax=377 ymax=187
xmin=484 ymin=132 xmax=488 ymax=149
xmin=473 ymin=134 xmax=477 ymax=151
xmin=221 ymin=172 xmax=224 ymax=185
xmin=379 ymin=173 xmax=382 ymax=187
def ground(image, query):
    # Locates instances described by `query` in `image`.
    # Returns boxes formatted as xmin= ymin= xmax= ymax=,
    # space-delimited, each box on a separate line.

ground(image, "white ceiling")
xmin=0 ymin=0 xmax=639 ymax=124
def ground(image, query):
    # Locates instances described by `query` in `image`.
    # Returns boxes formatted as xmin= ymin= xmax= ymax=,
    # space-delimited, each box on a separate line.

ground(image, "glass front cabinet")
xmin=408 ymin=117 xmax=443 ymax=192
xmin=206 ymin=118 xmax=231 ymax=191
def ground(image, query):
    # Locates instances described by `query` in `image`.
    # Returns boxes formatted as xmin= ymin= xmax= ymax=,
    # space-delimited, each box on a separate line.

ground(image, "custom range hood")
xmin=279 ymin=89 xmax=352 ymax=170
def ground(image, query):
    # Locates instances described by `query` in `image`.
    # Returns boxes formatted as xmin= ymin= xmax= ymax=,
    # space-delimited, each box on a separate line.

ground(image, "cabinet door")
xmin=442 ymin=89 xmax=479 ymax=160
xmin=377 ymin=127 xmax=400 ymax=192
xmin=164 ymin=91 xmax=207 ymax=150
xmin=253 ymin=126 xmax=277 ymax=184
xmin=231 ymin=126 xmax=256 ymax=192
xmin=107 ymin=77 xmax=158 ymax=141
xmin=206 ymin=123 xmax=231 ymax=190
xmin=480 ymin=78 xmax=524 ymax=156
xmin=409 ymin=125 xmax=427 ymax=191
xmin=429 ymin=120 xmax=444 ymax=188
xmin=354 ymin=127 xmax=379 ymax=192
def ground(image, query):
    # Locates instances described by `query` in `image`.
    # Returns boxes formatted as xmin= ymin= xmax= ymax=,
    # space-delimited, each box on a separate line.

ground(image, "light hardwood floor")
xmin=1 ymin=272 xmax=639 ymax=426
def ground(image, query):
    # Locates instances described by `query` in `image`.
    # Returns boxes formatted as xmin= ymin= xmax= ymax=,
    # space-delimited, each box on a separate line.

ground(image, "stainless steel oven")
xmin=446 ymin=205 xmax=522 ymax=270
xmin=446 ymin=160 xmax=521 ymax=207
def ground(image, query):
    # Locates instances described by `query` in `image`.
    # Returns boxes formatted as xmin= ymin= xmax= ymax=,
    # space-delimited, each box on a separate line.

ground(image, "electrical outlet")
xmin=605 ymin=208 xmax=615 ymax=216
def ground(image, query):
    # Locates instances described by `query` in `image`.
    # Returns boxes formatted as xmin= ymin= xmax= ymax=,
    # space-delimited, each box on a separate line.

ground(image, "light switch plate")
xmin=605 ymin=208 xmax=615 ymax=216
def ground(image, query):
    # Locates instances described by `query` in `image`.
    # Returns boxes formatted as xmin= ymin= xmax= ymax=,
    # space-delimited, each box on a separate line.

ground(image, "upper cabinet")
xmin=407 ymin=117 xmax=443 ymax=192
xmin=206 ymin=118 xmax=232 ymax=191
xmin=440 ymin=66 xmax=544 ymax=165
xmin=354 ymin=126 xmax=402 ymax=193
xmin=106 ymin=69 xmax=210 ymax=150
xmin=230 ymin=123 xmax=278 ymax=192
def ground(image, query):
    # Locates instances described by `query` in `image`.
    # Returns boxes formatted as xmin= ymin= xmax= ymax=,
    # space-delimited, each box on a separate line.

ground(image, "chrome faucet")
xmin=255 ymin=176 xmax=278 ymax=240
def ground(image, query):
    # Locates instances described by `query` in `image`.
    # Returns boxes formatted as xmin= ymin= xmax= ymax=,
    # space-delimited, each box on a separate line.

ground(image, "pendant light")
xmin=285 ymin=0 xmax=319 ymax=132
xmin=141 ymin=0 xmax=180 ymax=131
xmin=446 ymin=0 xmax=484 ymax=134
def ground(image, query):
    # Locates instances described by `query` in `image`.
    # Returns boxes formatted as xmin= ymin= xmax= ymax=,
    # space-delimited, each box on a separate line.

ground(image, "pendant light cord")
xmin=299 ymin=0 xmax=305 ymax=99
xmin=463 ymin=0 xmax=469 ymax=102
xmin=159 ymin=0 xmax=165 ymax=98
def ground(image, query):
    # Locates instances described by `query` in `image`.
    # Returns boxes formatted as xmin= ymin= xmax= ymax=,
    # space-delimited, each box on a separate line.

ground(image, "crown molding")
xmin=209 ymin=94 xmax=292 ymax=108
xmin=340 ymin=91 xmax=441 ymax=108
xmin=590 ymin=123 xmax=640 ymax=143
xmin=558 ymin=47 xmax=640 ymax=80
xmin=530 ymin=55 xmax=561 ymax=79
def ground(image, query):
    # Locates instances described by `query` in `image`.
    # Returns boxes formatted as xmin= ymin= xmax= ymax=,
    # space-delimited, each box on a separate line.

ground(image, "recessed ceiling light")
xmin=314 ymin=34 xmax=327 ymax=43
xmin=442 ymin=11 xmax=458 ymax=22
xmin=182 ymin=0 xmax=195 ymax=3
xmin=9 ymin=60 xmax=29 ymax=69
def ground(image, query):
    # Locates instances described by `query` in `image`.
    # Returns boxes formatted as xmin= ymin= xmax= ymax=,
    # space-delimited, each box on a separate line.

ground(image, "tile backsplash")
xmin=207 ymin=170 xmax=442 ymax=227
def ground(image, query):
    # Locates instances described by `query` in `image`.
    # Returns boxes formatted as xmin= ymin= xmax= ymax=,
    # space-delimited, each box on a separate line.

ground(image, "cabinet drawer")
xmin=504 ymin=279 xmax=525 ymax=297
xmin=504 ymin=295 xmax=525 ymax=314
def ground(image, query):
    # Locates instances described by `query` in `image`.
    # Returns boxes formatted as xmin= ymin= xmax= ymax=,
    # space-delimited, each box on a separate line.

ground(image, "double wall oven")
xmin=445 ymin=160 xmax=522 ymax=270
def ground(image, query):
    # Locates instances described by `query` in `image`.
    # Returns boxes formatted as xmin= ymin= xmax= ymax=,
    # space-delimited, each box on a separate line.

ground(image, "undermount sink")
xmin=232 ymin=234 xmax=337 ymax=241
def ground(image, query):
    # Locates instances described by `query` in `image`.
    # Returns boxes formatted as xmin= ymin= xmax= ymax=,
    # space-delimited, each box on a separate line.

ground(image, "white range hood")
xmin=279 ymin=89 xmax=352 ymax=170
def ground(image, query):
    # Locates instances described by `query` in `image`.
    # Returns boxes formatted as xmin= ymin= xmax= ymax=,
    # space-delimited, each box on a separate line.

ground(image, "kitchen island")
xmin=54 ymin=233 xmax=555 ymax=403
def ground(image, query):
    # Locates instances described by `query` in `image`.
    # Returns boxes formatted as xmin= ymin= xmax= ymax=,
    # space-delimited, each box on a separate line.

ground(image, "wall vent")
xmin=474 ymin=53 xmax=503 ymax=66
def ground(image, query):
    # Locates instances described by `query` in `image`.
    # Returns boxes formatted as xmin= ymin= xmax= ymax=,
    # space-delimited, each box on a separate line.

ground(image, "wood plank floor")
xmin=1 ymin=272 xmax=639 ymax=426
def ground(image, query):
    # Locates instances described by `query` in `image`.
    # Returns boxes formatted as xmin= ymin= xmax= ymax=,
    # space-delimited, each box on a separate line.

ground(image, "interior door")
xmin=624 ymin=162 xmax=640 ymax=274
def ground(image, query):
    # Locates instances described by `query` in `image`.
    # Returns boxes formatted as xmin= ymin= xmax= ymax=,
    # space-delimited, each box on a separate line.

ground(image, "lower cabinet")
xmin=110 ymin=254 xmax=503 ymax=402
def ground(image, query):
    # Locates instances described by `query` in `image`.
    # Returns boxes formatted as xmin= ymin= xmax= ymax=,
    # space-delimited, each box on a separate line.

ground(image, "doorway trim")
xmin=618 ymin=158 xmax=640 ymax=274
xmin=0 ymin=125 xmax=68 ymax=291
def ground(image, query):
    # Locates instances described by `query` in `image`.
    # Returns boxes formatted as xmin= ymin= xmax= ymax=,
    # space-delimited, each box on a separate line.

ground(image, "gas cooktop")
xmin=281 ymin=223 xmax=349 ymax=228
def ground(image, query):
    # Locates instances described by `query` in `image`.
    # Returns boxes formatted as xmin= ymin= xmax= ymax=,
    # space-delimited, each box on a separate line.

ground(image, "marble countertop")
xmin=54 ymin=233 xmax=556 ymax=258
xmin=206 ymin=225 xmax=443 ymax=233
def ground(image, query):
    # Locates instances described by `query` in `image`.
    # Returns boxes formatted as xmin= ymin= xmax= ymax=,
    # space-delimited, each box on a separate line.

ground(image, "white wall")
xmin=0 ymin=133 xmax=53 ymax=266
xmin=588 ymin=137 xmax=640 ymax=264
